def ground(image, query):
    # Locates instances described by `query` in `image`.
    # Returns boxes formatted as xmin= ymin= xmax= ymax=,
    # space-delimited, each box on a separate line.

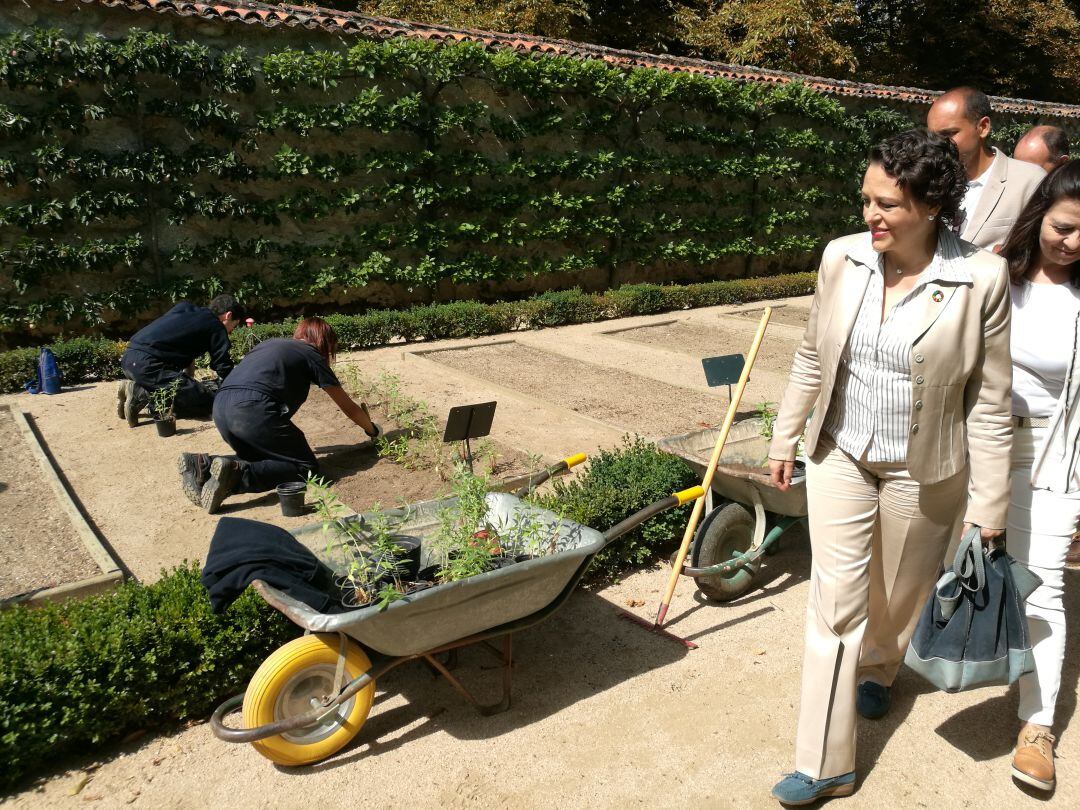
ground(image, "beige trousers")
xmin=794 ymin=437 xmax=966 ymax=779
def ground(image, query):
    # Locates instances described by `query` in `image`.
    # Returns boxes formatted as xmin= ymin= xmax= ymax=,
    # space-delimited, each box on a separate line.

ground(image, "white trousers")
xmin=1008 ymin=425 xmax=1080 ymax=728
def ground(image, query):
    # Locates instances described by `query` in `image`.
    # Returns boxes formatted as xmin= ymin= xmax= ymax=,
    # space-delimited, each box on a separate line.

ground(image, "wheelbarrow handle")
xmin=601 ymin=486 xmax=704 ymax=544
xmin=512 ymin=453 xmax=588 ymax=497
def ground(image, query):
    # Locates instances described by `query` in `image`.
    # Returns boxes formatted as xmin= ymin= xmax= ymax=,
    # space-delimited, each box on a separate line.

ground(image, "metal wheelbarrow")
xmin=658 ymin=417 xmax=807 ymax=602
xmin=210 ymin=456 xmax=704 ymax=766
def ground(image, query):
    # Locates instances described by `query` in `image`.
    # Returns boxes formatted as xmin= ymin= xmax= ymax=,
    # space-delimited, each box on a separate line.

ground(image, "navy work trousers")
xmin=212 ymin=388 xmax=318 ymax=493
xmin=121 ymin=347 xmax=214 ymax=418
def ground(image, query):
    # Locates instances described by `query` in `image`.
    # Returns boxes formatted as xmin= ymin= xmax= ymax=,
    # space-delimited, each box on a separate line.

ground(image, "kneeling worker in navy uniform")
xmin=118 ymin=295 xmax=243 ymax=426
xmin=181 ymin=316 xmax=380 ymax=513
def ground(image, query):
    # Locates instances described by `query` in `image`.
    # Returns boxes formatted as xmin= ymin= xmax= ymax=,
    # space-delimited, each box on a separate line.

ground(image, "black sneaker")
xmin=200 ymin=457 xmax=240 ymax=514
xmin=178 ymin=453 xmax=212 ymax=506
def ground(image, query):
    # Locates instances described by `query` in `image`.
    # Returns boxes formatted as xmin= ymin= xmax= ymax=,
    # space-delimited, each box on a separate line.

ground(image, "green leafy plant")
xmin=0 ymin=563 xmax=299 ymax=792
xmin=431 ymin=465 xmax=500 ymax=583
xmin=149 ymin=377 xmax=183 ymax=421
xmin=534 ymin=436 xmax=698 ymax=583
xmin=307 ymin=474 xmax=407 ymax=610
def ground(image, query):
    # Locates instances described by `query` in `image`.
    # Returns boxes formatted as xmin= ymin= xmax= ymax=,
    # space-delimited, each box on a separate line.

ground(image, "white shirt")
xmin=1011 ymin=281 xmax=1080 ymax=418
xmin=957 ymin=157 xmax=995 ymax=234
xmin=823 ymin=228 xmax=973 ymax=463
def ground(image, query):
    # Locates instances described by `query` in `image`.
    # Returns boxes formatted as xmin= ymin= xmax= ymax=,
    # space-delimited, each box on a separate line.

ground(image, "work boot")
xmin=1012 ymin=724 xmax=1055 ymax=791
xmin=178 ymin=453 xmax=212 ymax=507
xmin=1066 ymin=535 xmax=1080 ymax=570
xmin=124 ymin=382 xmax=147 ymax=427
xmin=116 ymin=380 xmax=127 ymax=420
xmin=200 ymin=457 xmax=240 ymax=514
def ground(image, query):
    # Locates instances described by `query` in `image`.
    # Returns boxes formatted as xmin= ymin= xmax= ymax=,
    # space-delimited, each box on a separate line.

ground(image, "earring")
xmin=928 ymin=214 xmax=937 ymax=221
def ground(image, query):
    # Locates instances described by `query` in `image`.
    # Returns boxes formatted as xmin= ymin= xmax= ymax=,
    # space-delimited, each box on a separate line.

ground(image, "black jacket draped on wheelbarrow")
xmin=201 ymin=517 xmax=347 ymax=614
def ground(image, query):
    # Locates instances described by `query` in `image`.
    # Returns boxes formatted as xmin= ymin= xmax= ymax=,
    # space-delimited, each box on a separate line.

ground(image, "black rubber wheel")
xmin=690 ymin=502 xmax=761 ymax=602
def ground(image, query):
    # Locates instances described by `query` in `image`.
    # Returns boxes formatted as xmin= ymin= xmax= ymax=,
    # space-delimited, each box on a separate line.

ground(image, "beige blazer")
xmin=961 ymin=148 xmax=1046 ymax=249
xmin=769 ymin=231 xmax=1013 ymax=528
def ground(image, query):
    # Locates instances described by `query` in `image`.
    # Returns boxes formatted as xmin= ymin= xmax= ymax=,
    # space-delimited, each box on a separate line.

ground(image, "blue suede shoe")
xmin=771 ymin=771 xmax=856 ymax=805
xmin=856 ymin=681 xmax=891 ymax=720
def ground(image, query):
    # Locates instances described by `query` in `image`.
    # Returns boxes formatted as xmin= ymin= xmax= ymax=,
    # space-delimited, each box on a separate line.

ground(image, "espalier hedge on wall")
xmin=0 ymin=27 xmax=911 ymax=340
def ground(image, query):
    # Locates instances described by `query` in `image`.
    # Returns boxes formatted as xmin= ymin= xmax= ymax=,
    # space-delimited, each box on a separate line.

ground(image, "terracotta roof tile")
xmin=52 ymin=0 xmax=1080 ymax=119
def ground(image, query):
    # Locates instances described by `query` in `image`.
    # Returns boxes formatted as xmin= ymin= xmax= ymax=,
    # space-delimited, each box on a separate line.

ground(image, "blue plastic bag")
xmin=24 ymin=347 xmax=62 ymax=395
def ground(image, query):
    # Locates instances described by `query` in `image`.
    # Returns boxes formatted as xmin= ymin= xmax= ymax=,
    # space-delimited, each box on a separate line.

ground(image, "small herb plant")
xmin=149 ymin=378 xmax=182 ymax=421
xmin=431 ymin=465 xmax=498 ymax=584
xmin=307 ymin=474 xmax=406 ymax=611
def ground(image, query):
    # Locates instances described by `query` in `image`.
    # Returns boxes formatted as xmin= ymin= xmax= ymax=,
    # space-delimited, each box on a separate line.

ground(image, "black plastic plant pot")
xmin=367 ymin=536 xmax=423 ymax=580
xmin=276 ymin=481 xmax=307 ymax=516
xmin=154 ymin=417 xmax=176 ymax=437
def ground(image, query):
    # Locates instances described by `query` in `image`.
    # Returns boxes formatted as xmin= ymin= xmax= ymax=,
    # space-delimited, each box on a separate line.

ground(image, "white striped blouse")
xmin=822 ymin=229 xmax=972 ymax=464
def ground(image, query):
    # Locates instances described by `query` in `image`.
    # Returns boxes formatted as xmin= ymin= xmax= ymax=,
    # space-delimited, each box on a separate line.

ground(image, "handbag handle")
xmin=935 ymin=525 xmax=985 ymax=620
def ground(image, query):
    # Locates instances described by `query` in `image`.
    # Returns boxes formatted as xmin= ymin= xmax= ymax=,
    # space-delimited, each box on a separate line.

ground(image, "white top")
xmin=957 ymin=158 xmax=995 ymax=234
xmin=1011 ymin=281 xmax=1080 ymax=418
xmin=823 ymin=228 xmax=972 ymax=463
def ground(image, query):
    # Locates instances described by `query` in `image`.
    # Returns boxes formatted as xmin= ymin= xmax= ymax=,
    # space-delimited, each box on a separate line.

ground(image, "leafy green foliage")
xmin=0 ymin=564 xmax=299 ymax=791
xmin=433 ymin=466 xmax=500 ymax=583
xmin=0 ymin=272 xmax=815 ymax=393
xmin=535 ymin=436 xmax=699 ymax=582
xmin=0 ymin=28 xmax=920 ymax=335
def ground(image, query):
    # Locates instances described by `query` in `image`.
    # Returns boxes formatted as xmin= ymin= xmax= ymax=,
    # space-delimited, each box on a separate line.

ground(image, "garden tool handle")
xmin=512 ymin=453 xmax=588 ymax=497
xmin=654 ymin=307 xmax=772 ymax=628
xmin=601 ymin=487 xmax=705 ymax=544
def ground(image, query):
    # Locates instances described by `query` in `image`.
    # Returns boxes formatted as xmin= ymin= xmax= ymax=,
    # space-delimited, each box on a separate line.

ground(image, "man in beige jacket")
xmin=928 ymin=87 xmax=1046 ymax=249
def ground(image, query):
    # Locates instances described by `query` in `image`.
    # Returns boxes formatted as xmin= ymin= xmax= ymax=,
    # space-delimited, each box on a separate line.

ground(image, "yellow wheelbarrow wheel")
xmin=242 ymin=633 xmax=375 ymax=766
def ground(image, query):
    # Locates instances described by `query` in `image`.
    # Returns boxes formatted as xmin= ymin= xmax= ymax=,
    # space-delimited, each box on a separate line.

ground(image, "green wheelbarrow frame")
xmin=658 ymin=418 xmax=808 ymax=602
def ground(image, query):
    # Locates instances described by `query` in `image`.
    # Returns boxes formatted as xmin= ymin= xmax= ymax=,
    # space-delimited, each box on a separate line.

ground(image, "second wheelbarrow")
xmin=658 ymin=417 xmax=808 ymax=602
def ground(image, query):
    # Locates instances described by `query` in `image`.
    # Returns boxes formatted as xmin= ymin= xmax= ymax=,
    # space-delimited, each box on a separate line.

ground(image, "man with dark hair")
xmin=928 ymin=86 xmax=1046 ymax=249
xmin=117 ymin=294 xmax=244 ymax=426
xmin=1014 ymin=125 xmax=1071 ymax=173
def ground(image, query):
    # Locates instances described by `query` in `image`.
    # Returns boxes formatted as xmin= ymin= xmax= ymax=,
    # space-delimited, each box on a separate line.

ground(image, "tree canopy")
xmin=341 ymin=0 xmax=1080 ymax=103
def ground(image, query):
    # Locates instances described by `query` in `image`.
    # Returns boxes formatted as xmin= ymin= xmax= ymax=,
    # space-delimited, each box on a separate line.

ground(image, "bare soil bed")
xmin=609 ymin=318 xmax=800 ymax=374
xmin=425 ymin=342 xmax=734 ymax=436
xmin=0 ymin=408 xmax=99 ymax=599
xmin=734 ymin=305 xmax=811 ymax=329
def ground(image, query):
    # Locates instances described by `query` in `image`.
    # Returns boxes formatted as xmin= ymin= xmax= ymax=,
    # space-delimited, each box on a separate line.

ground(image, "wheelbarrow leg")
xmin=422 ymin=634 xmax=513 ymax=717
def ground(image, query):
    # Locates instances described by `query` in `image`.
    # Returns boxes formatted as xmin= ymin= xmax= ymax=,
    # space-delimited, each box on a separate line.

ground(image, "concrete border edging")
xmin=1 ymin=405 xmax=126 ymax=609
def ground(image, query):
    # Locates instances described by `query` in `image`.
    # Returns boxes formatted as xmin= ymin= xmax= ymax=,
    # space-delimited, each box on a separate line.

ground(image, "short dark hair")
xmin=293 ymin=316 xmax=338 ymax=364
xmin=868 ymin=128 xmax=968 ymax=225
xmin=1000 ymin=161 xmax=1080 ymax=285
xmin=1040 ymin=126 xmax=1071 ymax=161
xmin=952 ymin=86 xmax=992 ymax=123
xmin=208 ymin=294 xmax=243 ymax=321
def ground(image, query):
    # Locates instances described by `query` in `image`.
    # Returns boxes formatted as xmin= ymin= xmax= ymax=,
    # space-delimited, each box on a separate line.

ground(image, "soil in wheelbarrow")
xmin=426 ymin=342 xmax=736 ymax=436
xmin=0 ymin=409 xmax=100 ymax=599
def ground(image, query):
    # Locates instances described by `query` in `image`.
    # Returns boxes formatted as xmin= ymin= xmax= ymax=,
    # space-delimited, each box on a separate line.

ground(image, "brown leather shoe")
xmin=1012 ymin=725 xmax=1055 ymax=791
xmin=1066 ymin=536 xmax=1080 ymax=570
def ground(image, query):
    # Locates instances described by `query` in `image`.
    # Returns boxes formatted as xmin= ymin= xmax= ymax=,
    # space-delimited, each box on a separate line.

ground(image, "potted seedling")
xmin=431 ymin=466 xmax=503 ymax=583
xmin=150 ymin=378 xmax=182 ymax=437
xmin=308 ymin=475 xmax=421 ymax=610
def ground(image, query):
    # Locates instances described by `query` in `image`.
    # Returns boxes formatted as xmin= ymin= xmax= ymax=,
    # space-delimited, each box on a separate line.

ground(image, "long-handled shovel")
xmin=619 ymin=308 xmax=772 ymax=645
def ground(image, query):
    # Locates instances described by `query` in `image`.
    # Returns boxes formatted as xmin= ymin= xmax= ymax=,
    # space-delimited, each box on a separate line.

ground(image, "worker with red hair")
xmin=181 ymin=316 xmax=380 ymax=513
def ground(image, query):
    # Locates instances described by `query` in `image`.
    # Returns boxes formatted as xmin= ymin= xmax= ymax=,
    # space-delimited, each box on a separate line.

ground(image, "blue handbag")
xmin=904 ymin=526 xmax=1041 ymax=693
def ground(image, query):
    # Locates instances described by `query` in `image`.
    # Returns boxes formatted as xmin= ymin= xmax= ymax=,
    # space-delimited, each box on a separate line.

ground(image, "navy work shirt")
xmin=220 ymin=339 xmax=340 ymax=415
xmin=128 ymin=302 xmax=234 ymax=379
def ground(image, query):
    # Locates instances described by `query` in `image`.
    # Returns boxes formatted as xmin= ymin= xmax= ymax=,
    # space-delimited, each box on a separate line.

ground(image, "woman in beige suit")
xmin=768 ymin=129 xmax=1013 ymax=805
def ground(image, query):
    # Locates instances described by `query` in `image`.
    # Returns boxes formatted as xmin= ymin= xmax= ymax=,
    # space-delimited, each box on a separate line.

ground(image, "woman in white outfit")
xmin=999 ymin=160 xmax=1080 ymax=792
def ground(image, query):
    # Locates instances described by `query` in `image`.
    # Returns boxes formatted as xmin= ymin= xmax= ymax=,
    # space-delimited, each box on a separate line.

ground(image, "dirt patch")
xmin=608 ymin=319 xmax=800 ymax=376
xmin=299 ymin=393 xmax=531 ymax=514
xmin=425 ymin=342 xmax=734 ymax=436
xmin=0 ymin=409 xmax=100 ymax=599
xmin=733 ymin=305 xmax=811 ymax=329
